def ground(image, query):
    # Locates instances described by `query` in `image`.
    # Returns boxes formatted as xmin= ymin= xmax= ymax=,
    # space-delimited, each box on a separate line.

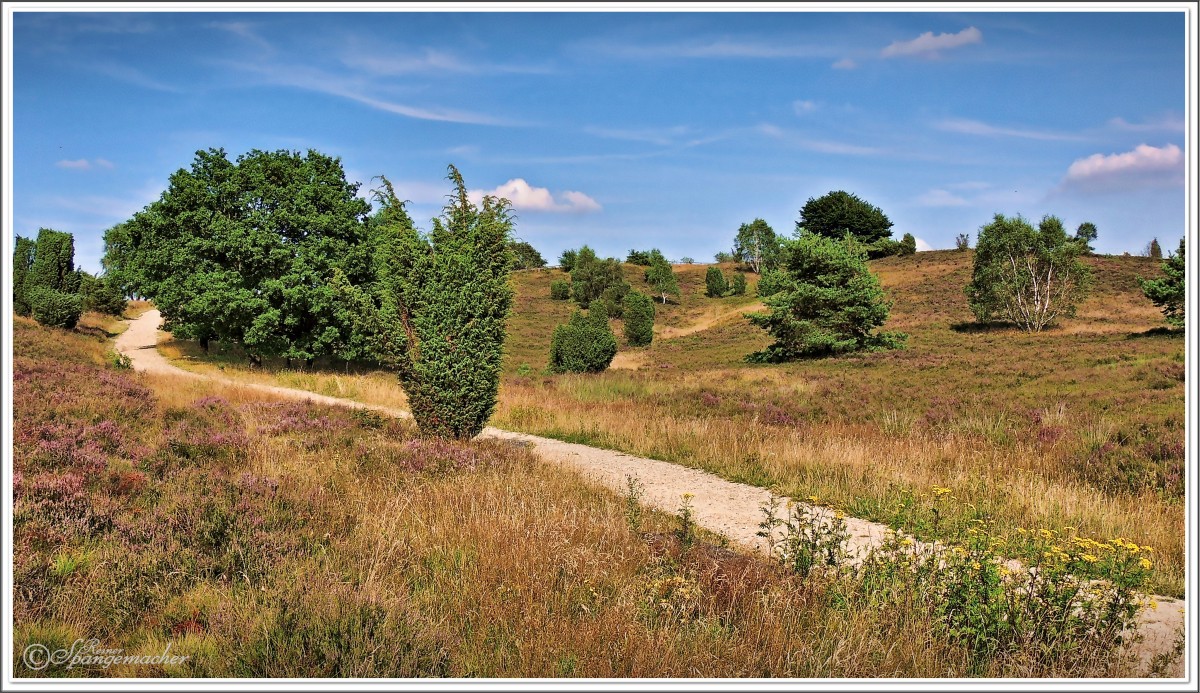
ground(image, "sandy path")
xmin=115 ymin=310 xmax=1186 ymax=675
xmin=656 ymin=301 xmax=765 ymax=340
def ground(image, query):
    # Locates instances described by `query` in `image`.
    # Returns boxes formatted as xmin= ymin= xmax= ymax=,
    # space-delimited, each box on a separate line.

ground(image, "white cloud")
xmin=793 ymin=100 xmax=818 ymax=114
xmin=916 ymin=188 xmax=969 ymax=207
xmin=1063 ymin=143 xmax=1183 ymax=186
xmin=832 ymin=58 xmax=857 ymax=70
xmin=471 ymin=179 xmax=601 ymax=213
xmin=757 ymin=123 xmax=880 ymax=156
xmin=915 ymin=237 xmax=935 ymax=252
xmin=207 ymin=21 xmax=273 ymax=53
xmin=56 ymin=158 xmax=115 ymax=171
xmin=882 ymin=26 xmax=982 ymax=59
xmin=89 ymin=62 xmax=181 ymax=92
xmin=1107 ymin=115 xmax=1185 ymax=133
xmin=935 ymin=117 xmax=1085 ymax=141
xmin=584 ymin=125 xmax=692 ymax=146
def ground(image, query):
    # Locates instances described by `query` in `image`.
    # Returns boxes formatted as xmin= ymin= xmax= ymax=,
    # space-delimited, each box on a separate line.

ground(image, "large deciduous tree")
xmin=747 ymin=234 xmax=905 ymax=361
xmin=509 ymin=240 xmax=546 ymax=270
xmin=797 ymin=191 xmax=893 ymax=245
xmin=103 ymin=148 xmax=371 ymax=362
xmin=965 ymin=214 xmax=1092 ymax=332
xmin=1139 ymin=237 xmax=1185 ymax=329
xmin=570 ymin=245 xmax=627 ymax=309
xmin=645 ymin=255 xmax=680 ymax=304
xmin=733 ymin=219 xmax=781 ymax=274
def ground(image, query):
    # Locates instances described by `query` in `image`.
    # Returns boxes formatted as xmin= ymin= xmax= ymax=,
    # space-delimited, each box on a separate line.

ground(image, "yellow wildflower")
xmin=1039 ymin=529 xmax=1055 ymax=540
xmin=932 ymin=487 xmax=951 ymax=497
xmin=1139 ymin=558 xmax=1153 ymax=570
xmin=901 ymin=538 xmax=915 ymax=547
xmin=1081 ymin=554 xmax=1099 ymax=563
xmin=808 ymin=495 xmax=820 ymax=504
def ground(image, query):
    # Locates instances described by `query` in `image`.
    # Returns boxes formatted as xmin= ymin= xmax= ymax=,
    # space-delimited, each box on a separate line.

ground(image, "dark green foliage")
xmin=756 ymin=269 xmax=788 ymax=298
xmin=508 ymin=240 xmax=546 ymax=270
xmin=570 ymin=246 xmax=627 ymax=309
xmin=797 ymin=191 xmax=893 ymax=245
xmin=965 ymin=214 xmax=1092 ymax=332
xmin=899 ymin=233 xmax=917 ymax=255
xmin=12 ymin=235 xmax=36 ymax=316
xmin=955 ymin=233 xmax=971 ymax=251
xmin=1146 ymin=238 xmax=1163 ymax=260
xmin=79 ymin=273 xmax=128 ymax=316
xmin=104 ymin=148 xmax=372 ymax=362
xmin=549 ymin=305 xmax=618 ymax=373
xmin=1140 ymin=238 xmax=1185 ymax=328
xmin=705 ymin=266 xmax=729 ymax=298
xmin=361 ymin=167 xmax=514 ymax=439
xmin=645 ymin=255 xmax=679 ymax=304
xmin=622 ymin=291 xmax=655 ymax=347
xmin=730 ymin=272 xmax=748 ymax=296
xmin=626 ymin=249 xmax=663 ymax=266
xmin=26 ymin=228 xmax=81 ymax=295
xmin=550 ymin=280 xmax=571 ymax=301
xmin=866 ymin=238 xmax=903 ymax=259
xmin=714 ymin=251 xmax=735 ymax=263
xmin=1075 ymin=222 xmax=1098 ymax=254
xmin=22 ymin=229 xmax=83 ymax=329
xmin=599 ymin=283 xmax=630 ymax=318
xmin=28 ymin=288 xmax=83 ymax=329
xmin=558 ymin=248 xmax=578 ymax=272
xmin=733 ymin=219 xmax=781 ymax=273
xmin=680 ymin=257 xmax=695 ymax=264
xmin=747 ymin=234 xmax=906 ymax=361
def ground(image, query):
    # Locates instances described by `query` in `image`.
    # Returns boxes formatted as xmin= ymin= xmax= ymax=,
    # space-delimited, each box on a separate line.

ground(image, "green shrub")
xmin=570 ymin=246 xmax=627 ymax=308
xmin=755 ymin=268 xmax=789 ymax=298
xmin=599 ymin=283 xmax=630 ymax=318
xmin=899 ymin=233 xmax=917 ymax=255
xmin=12 ymin=235 xmax=36 ymax=317
xmin=80 ymin=273 xmax=128 ymax=316
xmin=747 ymin=234 xmax=905 ymax=361
xmin=704 ymin=266 xmax=728 ymax=298
xmin=550 ymin=280 xmax=571 ymax=301
xmin=558 ymin=248 xmax=578 ymax=272
xmin=1139 ymin=238 xmax=1185 ymax=328
xmin=29 ymin=288 xmax=83 ymax=329
xmin=549 ymin=306 xmax=617 ymax=373
xmin=730 ymin=272 xmax=747 ymax=296
xmin=351 ymin=168 xmax=514 ymax=439
xmin=623 ymin=291 xmax=655 ymax=347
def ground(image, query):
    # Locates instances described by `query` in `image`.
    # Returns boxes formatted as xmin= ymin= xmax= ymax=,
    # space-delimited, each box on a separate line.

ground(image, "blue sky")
xmin=9 ymin=8 xmax=1189 ymax=273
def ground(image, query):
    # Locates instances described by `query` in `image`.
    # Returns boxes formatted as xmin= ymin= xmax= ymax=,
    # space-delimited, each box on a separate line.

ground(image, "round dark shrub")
xmin=550 ymin=280 xmax=571 ymax=301
xmin=29 ymin=288 xmax=83 ymax=329
xmin=549 ymin=306 xmax=617 ymax=373
xmin=623 ymin=290 xmax=655 ymax=347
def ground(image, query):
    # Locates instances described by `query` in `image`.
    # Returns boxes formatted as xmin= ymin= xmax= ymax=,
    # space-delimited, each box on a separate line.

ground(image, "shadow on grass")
xmin=949 ymin=320 xmax=1019 ymax=334
xmin=168 ymin=336 xmax=385 ymax=377
xmin=1127 ymin=326 xmax=1185 ymax=340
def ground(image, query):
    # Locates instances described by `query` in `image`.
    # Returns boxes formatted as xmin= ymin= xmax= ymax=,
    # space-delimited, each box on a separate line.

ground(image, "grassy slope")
xmin=157 ymin=252 xmax=1186 ymax=596
xmin=21 ymin=316 xmax=1151 ymax=678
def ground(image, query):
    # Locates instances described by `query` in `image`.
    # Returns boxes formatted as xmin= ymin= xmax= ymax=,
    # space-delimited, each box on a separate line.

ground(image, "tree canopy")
xmin=747 ymin=234 xmax=905 ymax=361
xmin=1140 ymin=237 xmax=1185 ymax=328
xmin=965 ymin=214 xmax=1091 ymax=332
xmin=797 ymin=191 xmax=893 ymax=245
xmin=103 ymin=148 xmax=372 ymax=361
xmin=733 ymin=219 xmax=781 ymax=274
xmin=645 ymin=255 xmax=680 ymax=304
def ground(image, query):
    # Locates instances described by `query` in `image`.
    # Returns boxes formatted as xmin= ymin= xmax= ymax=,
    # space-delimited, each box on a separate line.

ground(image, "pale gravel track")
xmin=114 ymin=309 xmax=1186 ymax=675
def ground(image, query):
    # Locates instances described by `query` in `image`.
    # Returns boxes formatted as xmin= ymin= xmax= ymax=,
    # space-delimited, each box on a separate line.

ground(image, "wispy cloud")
xmin=793 ymin=100 xmax=818 ymax=115
xmin=341 ymin=45 xmax=552 ymax=76
xmin=207 ymin=21 xmax=274 ymax=53
xmin=218 ymin=61 xmax=519 ymax=126
xmin=1062 ymin=143 xmax=1183 ymax=190
xmin=586 ymin=37 xmax=842 ymax=60
xmin=757 ymin=124 xmax=880 ymax=156
xmin=1107 ymin=114 xmax=1185 ymax=133
xmin=56 ymin=158 xmax=114 ymax=171
xmin=831 ymin=58 xmax=857 ymax=70
xmin=88 ymin=62 xmax=180 ymax=92
xmin=583 ymin=125 xmax=694 ymax=146
xmin=882 ymin=26 xmax=982 ymax=59
xmin=934 ymin=117 xmax=1086 ymax=142
xmin=916 ymin=188 xmax=969 ymax=207
xmin=470 ymin=179 xmax=601 ymax=213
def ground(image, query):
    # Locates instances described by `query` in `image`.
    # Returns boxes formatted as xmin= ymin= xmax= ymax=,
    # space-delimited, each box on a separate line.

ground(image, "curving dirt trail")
xmin=115 ymin=310 xmax=1186 ymax=675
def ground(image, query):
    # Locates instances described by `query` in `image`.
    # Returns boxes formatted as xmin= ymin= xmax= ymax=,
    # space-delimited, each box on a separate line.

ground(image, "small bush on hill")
xmin=550 ymin=280 xmax=571 ymax=301
xmin=705 ymin=266 xmax=728 ymax=298
xmin=28 ymin=288 xmax=83 ymax=329
xmin=549 ymin=305 xmax=618 ymax=373
xmin=1139 ymin=237 xmax=1185 ymax=328
xmin=623 ymin=291 xmax=655 ymax=347
xmin=730 ymin=272 xmax=747 ymax=296
xmin=80 ymin=273 xmax=128 ymax=316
